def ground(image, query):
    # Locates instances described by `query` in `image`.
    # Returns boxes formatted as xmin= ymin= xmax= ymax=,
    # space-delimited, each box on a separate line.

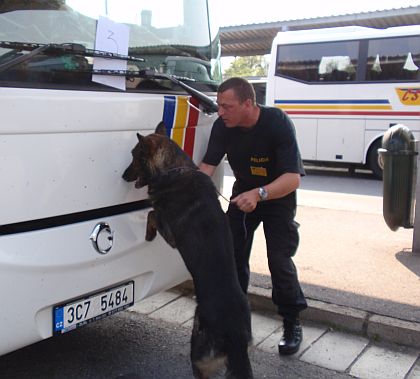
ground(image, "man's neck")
xmin=241 ymin=105 xmax=260 ymax=128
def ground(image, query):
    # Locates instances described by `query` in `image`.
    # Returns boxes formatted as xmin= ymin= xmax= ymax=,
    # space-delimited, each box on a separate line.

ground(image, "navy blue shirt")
xmin=203 ymin=106 xmax=304 ymax=207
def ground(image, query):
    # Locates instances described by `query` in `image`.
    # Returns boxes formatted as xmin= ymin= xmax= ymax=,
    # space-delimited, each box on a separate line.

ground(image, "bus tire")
xmin=367 ymin=139 xmax=383 ymax=179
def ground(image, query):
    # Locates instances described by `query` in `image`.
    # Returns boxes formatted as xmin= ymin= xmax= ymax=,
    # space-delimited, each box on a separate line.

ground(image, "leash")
xmin=214 ymin=188 xmax=248 ymax=240
xmin=216 ymin=189 xmax=231 ymax=204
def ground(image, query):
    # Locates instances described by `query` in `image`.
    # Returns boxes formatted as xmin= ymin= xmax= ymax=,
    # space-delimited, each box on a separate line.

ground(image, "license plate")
xmin=53 ymin=281 xmax=134 ymax=334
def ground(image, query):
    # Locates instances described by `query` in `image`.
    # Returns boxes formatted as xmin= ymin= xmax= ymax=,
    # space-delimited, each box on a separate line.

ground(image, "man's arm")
xmin=231 ymin=173 xmax=300 ymax=213
xmin=262 ymin=172 xmax=300 ymax=200
xmin=199 ymin=162 xmax=217 ymax=177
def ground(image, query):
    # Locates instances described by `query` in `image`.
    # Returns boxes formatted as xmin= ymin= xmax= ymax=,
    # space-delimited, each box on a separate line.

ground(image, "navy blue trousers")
xmin=227 ymin=201 xmax=307 ymax=321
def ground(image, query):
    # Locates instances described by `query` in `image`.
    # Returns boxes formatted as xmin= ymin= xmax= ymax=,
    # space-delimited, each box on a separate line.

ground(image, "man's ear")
xmin=244 ymin=98 xmax=254 ymax=108
xmin=155 ymin=121 xmax=168 ymax=136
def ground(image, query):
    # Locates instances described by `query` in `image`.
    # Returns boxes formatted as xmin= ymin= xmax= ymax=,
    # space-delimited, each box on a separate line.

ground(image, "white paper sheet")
xmin=92 ymin=16 xmax=129 ymax=91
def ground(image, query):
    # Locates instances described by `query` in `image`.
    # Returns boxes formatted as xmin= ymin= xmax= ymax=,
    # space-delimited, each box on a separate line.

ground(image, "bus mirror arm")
xmin=84 ymin=68 xmax=219 ymax=114
xmin=139 ymin=70 xmax=219 ymax=114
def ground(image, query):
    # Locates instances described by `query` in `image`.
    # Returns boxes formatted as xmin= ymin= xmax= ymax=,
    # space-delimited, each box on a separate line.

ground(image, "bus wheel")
xmin=367 ymin=139 xmax=383 ymax=179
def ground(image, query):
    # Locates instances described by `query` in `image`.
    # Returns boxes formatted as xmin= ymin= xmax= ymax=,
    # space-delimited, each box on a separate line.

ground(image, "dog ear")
xmin=155 ymin=121 xmax=168 ymax=137
xmin=137 ymin=133 xmax=144 ymax=142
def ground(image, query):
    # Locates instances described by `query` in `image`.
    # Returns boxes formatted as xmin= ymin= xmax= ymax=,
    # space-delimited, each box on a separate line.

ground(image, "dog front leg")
xmin=156 ymin=217 xmax=177 ymax=248
xmin=146 ymin=210 xmax=158 ymax=241
xmin=146 ymin=210 xmax=177 ymax=248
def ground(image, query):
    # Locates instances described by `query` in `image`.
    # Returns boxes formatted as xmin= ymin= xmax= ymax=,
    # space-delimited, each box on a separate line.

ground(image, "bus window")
xmin=276 ymin=40 xmax=359 ymax=82
xmin=366 ymin=35 xmax=420 ymax=81
xmin=318 ymin=55 xmax=356 ymax=82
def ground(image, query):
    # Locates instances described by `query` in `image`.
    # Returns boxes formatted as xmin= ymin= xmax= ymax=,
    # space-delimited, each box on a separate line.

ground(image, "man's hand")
xmin=231 ymin=188 xmax=260 ymax=213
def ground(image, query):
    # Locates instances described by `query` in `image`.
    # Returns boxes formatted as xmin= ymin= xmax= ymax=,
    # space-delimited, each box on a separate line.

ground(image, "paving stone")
xmin=350 ymin=344 xmax=419 ymax=379
xmin=300 ymin=330 xmax=368 ymax=371
xmin=174 ymin=309 xmax=282 ymax=336
xmin=258 ymin=322 xmax=327 ymax=355
xmin=251 ymin=312 xmax=281 ymax=345
xmin=182 ymin=317 xmax=194 ymax=329
xmin=407 ymin=360 xmax=420 ymax=379
xmin=148 ymin=296 xmax=196 ymax=324
xmin=303 ymin=299 xmax=368 ymax=334
xmin=367 ymin=315 xmax=420 ymax=349
xmin=129 ymin=291 xmax=181 ymax=314
xmin=298 ymin=323 xmax=329 ymax=355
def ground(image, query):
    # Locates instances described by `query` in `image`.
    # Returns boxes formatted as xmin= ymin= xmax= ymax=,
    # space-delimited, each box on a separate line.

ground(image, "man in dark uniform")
xmin=199 ymin=77 xmax=307 ymax=355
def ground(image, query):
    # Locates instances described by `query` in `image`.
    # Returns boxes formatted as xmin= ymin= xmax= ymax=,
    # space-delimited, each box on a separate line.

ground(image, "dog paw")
xmin=145 ymin=230 xmax=157 ymax=241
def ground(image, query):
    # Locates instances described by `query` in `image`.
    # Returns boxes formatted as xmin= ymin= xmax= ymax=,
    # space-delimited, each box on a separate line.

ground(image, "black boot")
xmin=278 ymin=319 xmax=302 ymax=355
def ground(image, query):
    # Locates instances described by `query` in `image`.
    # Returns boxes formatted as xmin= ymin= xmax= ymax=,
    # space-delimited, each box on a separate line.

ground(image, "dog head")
xmin=122 ymin=121 xmax=195 ymax=188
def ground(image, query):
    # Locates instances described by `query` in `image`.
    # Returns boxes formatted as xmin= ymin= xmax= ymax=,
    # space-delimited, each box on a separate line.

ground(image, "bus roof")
xmin=273 ymin=25 xmax=420 ymax=45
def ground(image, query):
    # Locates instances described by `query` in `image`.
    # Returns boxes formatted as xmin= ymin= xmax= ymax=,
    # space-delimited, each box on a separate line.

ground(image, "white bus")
xmin=266 ymin=25 xmax=420 ymax=177
xmin=0 ymin=0 xmax=222 ymax=356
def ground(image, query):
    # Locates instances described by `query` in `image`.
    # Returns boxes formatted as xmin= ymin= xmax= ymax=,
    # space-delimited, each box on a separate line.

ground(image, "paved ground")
xmin=221 ymin=168 xmax=420 ymax=324
xmin=217 ymin=166 xmax=420 ymax=353
xmin=130 ymin=290 xmax=420 ymax=379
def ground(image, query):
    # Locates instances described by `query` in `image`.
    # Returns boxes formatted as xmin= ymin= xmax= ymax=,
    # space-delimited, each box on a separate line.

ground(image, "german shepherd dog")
xmin=122 ymin=122 xmax=253 ymax=379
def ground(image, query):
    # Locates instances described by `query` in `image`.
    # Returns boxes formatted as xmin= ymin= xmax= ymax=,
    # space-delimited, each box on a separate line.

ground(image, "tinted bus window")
xmin=366 ymin=35 xmax=420 ymax=81
xmin=276 ymin=40 xmax=359 ymax=83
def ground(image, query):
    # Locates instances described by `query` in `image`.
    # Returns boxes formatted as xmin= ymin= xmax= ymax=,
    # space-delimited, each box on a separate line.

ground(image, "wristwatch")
xmin=258 ymin=186 xmax=268 ymax=201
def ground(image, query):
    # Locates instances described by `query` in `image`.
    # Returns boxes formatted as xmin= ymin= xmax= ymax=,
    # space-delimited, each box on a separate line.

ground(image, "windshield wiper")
xmin=0 ymin=41 xmax=145 ymax=73
xmin=88 ymin=68 xmax=219 ymax=114
xmin=0 ymin=41 xmax=218 ymax=113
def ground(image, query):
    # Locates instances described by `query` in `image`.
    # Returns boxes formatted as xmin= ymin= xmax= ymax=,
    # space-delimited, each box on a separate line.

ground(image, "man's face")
xmin=216 ymin=89 xmax=249 ymax=128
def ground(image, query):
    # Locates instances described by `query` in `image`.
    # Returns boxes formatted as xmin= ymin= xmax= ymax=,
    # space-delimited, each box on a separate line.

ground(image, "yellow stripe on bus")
xmin=172 ymin=96 xmax=189 ymax=148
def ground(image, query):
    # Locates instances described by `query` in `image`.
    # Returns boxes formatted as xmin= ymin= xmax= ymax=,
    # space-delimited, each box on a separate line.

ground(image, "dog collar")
xmin=150 ymin=166 xmax=198 ymax=183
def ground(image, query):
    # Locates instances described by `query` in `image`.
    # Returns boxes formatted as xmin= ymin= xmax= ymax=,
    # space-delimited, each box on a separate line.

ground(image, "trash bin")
xmin=378 ymin=124 xmax=418 ymax=231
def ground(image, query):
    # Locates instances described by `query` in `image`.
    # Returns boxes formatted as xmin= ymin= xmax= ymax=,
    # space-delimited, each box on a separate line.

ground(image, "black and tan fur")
xmin=122 ymin=122 xmax=253 ymax=379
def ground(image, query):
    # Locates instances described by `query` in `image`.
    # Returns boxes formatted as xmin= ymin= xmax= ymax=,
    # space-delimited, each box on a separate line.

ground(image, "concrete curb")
xmin=174 ymin=280 xmax=420 ymax=350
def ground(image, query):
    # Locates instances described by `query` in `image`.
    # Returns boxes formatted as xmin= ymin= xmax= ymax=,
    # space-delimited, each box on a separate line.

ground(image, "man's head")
xmin=216 ymin=77 xmax=258 ymax=128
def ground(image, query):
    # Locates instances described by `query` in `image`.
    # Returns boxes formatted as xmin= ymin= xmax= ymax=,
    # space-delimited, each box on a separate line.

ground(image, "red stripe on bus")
xmin=285 ymin=110 xmax=420 ymax=117
xmin=184 ymin=97 xmax=200 ymax=158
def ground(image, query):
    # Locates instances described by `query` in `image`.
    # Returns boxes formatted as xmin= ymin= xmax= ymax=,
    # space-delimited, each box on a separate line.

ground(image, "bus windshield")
xmin=0 ymin=0 xmax=221 ymax=91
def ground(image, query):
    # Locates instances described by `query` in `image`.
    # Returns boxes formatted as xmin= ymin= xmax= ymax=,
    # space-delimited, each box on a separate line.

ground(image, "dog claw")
xmin=145 ymin=230 xmax=157 ymax=241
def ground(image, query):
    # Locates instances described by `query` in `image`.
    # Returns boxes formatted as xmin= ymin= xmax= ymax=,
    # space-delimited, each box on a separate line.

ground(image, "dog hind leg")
xmin=191 ymin=310 xmax=210 ymax=379
xmin=225 ymin=338 xmax=253 ymax=379
xmin=191 ymin=309 xmax=226 ymax=379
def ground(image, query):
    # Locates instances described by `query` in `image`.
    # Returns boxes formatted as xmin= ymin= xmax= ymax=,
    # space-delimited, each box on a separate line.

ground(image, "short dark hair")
xmin=218 ymin=77 xmax=256 ymax=104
